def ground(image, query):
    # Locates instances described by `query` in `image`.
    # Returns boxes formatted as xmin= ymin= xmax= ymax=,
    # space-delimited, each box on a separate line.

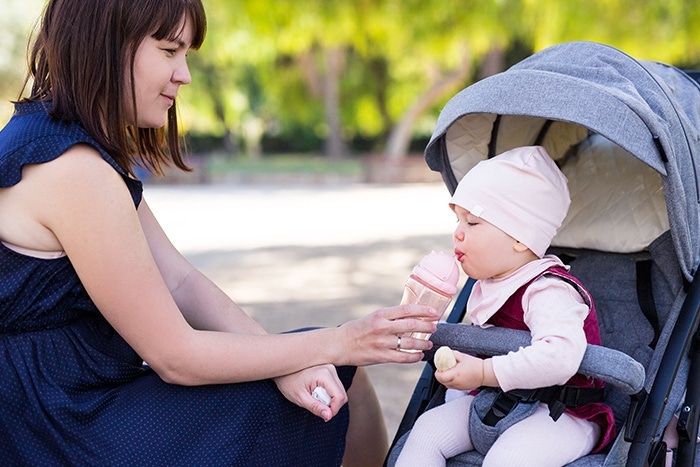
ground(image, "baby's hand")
xmin=435 ymin=351 xmax=493 ymax=391
xmin=434 ymin=346 xmax=457 ymax=371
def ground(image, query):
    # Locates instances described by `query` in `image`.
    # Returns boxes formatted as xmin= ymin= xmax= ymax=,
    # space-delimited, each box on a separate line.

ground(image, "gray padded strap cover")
xmin=429 ymin=323 xmax=645 ymax=395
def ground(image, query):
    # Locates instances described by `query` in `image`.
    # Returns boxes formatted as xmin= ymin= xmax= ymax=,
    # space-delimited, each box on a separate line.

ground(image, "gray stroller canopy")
xmin=425 ymin=41 xmax=700 ymax=282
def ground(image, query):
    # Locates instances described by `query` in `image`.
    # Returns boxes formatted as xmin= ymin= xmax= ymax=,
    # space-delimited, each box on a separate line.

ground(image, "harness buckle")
xmin=482 ymin=391 xmax=526 ymax=426
xmin=481 ymin=385 xmax=605 ymax=426
xmin=547 ymin=400 xmax=566 ymax=421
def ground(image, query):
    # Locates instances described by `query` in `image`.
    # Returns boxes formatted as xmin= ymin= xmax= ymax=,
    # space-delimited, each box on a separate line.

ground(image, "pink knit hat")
xmin=450 ymin=146 xmax=570 ymax=258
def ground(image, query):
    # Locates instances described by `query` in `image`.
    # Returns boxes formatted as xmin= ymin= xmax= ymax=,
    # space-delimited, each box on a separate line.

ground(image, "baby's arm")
xmin=436 ymin=276 xmax=588 ymax=391
xmin=492 ymin=276 xmax=589 ymax=391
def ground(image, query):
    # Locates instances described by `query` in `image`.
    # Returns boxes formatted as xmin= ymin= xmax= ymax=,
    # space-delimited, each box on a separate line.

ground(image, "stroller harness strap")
xmin=635 ymin=258 xmax=660 ymax=349
xmin=482 ymin=385 xmax=606 ymax=426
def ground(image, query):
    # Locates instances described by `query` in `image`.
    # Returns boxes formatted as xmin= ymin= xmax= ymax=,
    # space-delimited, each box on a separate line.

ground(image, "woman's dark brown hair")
xmin=20 ymin=0 xmax=207 ymax=176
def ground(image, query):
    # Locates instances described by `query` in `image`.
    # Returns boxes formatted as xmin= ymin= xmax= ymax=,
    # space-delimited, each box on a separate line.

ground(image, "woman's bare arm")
xmin=17 ymin=145 xmax=438 ymax=385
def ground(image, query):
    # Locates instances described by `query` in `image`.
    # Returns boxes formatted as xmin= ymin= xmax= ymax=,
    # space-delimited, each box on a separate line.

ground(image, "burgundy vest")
xmin=486 ymin=266 xmax=616 ymax=452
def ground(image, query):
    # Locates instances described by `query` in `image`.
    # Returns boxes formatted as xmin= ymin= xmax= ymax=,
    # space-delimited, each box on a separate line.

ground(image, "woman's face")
xmin=128 ymin=18 xmax=194 ymax=128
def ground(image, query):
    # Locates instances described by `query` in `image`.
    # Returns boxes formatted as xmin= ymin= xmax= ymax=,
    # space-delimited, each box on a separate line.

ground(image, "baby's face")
xmin=452 ymin=205 xmax=527 ymax=280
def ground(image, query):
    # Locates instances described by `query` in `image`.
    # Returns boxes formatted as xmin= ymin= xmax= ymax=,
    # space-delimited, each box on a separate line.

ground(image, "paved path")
xmin=145 ymin=182 xmax=466 ymax=442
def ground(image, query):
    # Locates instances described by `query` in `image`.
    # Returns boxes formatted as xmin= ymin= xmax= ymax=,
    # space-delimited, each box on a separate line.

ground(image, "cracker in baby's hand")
xmin=434 ymin=346 xmax=457 ymax=371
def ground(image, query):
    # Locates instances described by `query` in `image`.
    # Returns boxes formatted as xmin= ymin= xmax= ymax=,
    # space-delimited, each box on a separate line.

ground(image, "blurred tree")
xmin=188 ymin=0 xmax=516 ymax=160
xmin=0 ymin=0 xmax=45 ymax=125
xmin=520 ymin=0 xmax=700 ymax=63
xmin=189 ymin=0 xmax=526 ymax=160
xmin=239 ymin=0 xmax=359 ymax=159
xmin=180 ymin=0 xmax=263 ymax=158
xmin=378 ymin=0 xmax=521 ymax=160
xmin=5 ymin=0 xmax=700 ymax=159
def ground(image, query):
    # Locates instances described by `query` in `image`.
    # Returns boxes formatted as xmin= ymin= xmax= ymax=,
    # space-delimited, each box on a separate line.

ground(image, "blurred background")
xmin=3 ymin=0 xmax=700 ymax=174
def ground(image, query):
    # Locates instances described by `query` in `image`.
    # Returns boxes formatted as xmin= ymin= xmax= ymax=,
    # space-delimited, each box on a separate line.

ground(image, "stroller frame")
xmin=386 ymin=42 xmax=700 ymax=466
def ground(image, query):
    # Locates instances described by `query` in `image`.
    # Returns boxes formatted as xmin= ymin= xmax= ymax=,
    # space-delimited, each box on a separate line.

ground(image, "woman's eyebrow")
xmin=161 ymin=36 xmax=188 ymax=49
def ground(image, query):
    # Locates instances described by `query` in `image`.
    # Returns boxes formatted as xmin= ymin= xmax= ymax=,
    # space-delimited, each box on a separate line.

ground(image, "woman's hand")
xmin=334 ymin=304 xmax=441 ymax=366
xmin=273 ymin=364 xmax=347 ymax=422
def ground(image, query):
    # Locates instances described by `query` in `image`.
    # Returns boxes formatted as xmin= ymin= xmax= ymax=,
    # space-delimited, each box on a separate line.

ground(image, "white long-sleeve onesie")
xmin=466 ymin=255 xmax=590 ymax=391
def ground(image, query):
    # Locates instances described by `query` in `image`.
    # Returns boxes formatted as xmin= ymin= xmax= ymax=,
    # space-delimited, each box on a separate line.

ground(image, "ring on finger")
xmin=396 ymin=336 xmax=402 ymax=350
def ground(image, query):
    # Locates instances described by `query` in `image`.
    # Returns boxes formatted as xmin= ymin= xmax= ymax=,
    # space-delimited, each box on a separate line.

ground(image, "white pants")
xmin=395 ymin=393 xmax=601 ymax=467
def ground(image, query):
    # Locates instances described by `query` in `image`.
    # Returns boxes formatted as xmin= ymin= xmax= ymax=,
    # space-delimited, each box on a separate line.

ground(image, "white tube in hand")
xmin=312 ymin=386 xmax=331 ymax=406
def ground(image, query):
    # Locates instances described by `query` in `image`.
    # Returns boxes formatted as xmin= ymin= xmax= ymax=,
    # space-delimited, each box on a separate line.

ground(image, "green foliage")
xmin=0 ymin=0 xmax=45 ymax=123
xmin=205 ymin=152 xmax=364 ymax=177
xmin=519 ymin=0 xmax=700 ymax=64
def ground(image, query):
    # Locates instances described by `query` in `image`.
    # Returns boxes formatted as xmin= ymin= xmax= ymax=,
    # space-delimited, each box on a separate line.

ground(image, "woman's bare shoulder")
xmin=0 ymin=144 xmax=131 ymax=251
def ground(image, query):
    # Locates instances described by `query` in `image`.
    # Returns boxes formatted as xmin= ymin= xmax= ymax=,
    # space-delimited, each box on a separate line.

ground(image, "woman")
xmin=0 ymin=1 xmax=439 ymax=465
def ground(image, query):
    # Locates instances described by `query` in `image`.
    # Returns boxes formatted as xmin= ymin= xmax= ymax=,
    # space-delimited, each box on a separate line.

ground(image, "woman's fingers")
xmin=379 ymin=304 xmax=441 ymax=322
xmin=335 ymin=304 xmax=443 ymax=366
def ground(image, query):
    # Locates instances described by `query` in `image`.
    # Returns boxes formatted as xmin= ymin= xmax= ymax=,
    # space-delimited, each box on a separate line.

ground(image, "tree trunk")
xmin=322 ymin=46 xmax=347 ymax=159
xmin=477 ymin=45 xmax=506 ymax=81
xmin=384 ymin=51 xmax=472 ymax=162
xmin=368 ymin=57 xmax=392 ymax=142
xmin=213 ymin=98 xmax=237 ymax=156
xmin=196 ymin=58 xmax=237 ymax=157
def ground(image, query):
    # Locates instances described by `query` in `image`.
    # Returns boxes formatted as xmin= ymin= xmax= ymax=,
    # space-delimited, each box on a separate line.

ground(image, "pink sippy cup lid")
xmin=412 ymin=250 xmax=460 ymax=296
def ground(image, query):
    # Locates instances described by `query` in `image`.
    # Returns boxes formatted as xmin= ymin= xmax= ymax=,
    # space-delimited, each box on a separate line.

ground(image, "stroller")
xmin=386 ymin=41 xmax=700 ymax=466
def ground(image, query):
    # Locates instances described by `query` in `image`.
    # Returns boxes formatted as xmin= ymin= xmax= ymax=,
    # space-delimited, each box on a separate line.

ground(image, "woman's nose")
xmin=173 ymin=60 xmax=192 ymax=85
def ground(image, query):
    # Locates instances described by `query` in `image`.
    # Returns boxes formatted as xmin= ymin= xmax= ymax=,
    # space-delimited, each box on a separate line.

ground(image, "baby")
xmin=395 ymin=146 xmax=615 ymax=466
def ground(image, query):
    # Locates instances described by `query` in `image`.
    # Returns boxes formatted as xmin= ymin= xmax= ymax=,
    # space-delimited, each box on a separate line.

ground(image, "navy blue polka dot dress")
xmin=0 ymin=102 xmax=355 ymax=466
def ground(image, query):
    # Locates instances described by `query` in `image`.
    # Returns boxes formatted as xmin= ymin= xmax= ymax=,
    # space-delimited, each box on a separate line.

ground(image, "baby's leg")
xmin=483 ymin=404 xmax=600 ymax=467
xmin=395 ymin=394 xmax=474 ymax=467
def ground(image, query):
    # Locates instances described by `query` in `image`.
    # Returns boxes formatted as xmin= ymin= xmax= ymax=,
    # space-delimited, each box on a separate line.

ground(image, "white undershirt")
xmin=2 ymin=241 xmax=66 ymax=259
xmin=467 ymin=255 xmax=590 ymax=392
